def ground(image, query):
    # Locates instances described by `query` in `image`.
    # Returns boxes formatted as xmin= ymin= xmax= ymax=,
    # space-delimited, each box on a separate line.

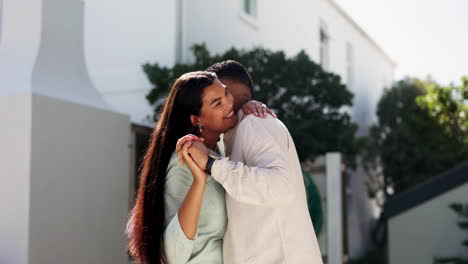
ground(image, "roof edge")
xmin=326 ymin=0 xmax=397 ymax=67
xmin=383 ymin=161 xmax=468 ymax=219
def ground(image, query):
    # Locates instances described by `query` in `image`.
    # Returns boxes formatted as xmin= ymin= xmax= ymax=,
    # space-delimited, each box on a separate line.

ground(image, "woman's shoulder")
xmin=166 ymin=152 xmax=192 ymax=182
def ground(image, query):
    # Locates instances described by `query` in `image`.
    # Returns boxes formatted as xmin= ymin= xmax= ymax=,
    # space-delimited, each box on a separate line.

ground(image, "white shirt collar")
xmin=223 ymin=110 xmax=246 ymax=157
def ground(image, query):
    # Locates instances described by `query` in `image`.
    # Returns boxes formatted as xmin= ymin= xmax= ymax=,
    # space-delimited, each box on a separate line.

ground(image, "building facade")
xmin=84 ymin=0 xmax=395 ymax=134
xmin=0 ymin=0 xmax=395 ymax=263
xmin=86 ymin=1 xmax=395 ymax=258
xmin=385 ymin=162 xmax=468 ymax=264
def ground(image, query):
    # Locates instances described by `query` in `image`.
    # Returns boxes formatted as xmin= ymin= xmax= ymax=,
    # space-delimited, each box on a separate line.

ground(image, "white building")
xmin=0 ymin=0 xmax=395 ymax=263
xmin=84 ymin=0 xmax=395 ymax=132
xmin=384 ymin=162 xmax=468 ymax=264
xmin=87 ymin=0 xmax=395 ymax=258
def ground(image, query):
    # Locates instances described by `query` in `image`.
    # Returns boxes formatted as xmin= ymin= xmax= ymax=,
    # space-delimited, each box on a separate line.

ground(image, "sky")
xmin=334 ymin=0 xmax=468 ymax=86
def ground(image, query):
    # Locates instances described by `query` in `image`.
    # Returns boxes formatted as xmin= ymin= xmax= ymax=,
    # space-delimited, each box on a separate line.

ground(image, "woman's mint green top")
xmin=163 ymin=152 xmax=227 ymax=264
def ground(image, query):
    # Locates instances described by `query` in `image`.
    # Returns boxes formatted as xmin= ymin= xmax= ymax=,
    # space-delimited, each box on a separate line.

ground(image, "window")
xmin=319 ymin=25 xmax=330 ymax=70
xmin=243 ymin=0 xmax=257 ymax=17
xmin=346 ymin=43 xmax=354 ymax=86
xmin=239 ymin=0 xmax=258 ymax=30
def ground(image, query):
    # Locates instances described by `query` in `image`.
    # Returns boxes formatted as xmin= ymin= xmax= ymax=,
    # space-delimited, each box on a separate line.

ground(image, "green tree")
xmin=417 ymin=77 xmax=468 ymax=148
xmin=303 ymin=172 xmax=323 ymax=235
xmin=144 ymin=44 xmax=359 ymax=165
xmin=363 ymin=77 xmax=468 ymax=201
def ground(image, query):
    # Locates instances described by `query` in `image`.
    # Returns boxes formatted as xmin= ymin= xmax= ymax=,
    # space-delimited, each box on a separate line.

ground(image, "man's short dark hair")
xmin=206 ymin=60 xmax=254 ymax=93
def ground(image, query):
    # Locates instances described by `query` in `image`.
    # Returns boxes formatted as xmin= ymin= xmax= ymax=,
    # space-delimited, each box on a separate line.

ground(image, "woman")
xmin=126 ymin=71 xmax=270 ymax=264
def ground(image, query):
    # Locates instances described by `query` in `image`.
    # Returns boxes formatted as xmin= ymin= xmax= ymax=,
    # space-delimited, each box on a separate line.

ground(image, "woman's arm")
xmin=163 ymin=145 xmax=209 ymax=263
xmin=176 ymin=119 xmax=295 ymax=208
xmin=176 ymin=143 xmax=208 ymax=239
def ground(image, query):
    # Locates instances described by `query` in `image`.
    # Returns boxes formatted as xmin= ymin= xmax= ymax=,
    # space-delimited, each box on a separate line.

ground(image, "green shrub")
xmin=144 ymin=44 xmax=359 ymax=165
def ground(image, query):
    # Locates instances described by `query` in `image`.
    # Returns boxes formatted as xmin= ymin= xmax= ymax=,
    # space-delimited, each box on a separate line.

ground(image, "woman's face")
xmin=196 ymin=78 xmax=238 ymax=134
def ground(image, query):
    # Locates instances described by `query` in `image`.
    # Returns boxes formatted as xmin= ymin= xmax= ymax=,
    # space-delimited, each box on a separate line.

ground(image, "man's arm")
xmin=211 ymin=117 xmax=296 ymax=207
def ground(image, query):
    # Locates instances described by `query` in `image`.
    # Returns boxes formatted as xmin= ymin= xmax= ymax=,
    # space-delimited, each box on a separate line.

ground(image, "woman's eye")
xmin=216 ymin=102 xmax=221 ymax=107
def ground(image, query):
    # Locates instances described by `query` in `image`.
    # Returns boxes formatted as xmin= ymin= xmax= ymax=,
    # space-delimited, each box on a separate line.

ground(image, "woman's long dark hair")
xmin=126 ymin=71 xmax=217 ymax=264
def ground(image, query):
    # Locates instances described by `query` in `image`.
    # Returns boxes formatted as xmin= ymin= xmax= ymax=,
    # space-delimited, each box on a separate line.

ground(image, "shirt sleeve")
xmin=211 ymin=117 xmax=296 ymax=207
xmin=164 ymin=164 xmax=198 ymax=263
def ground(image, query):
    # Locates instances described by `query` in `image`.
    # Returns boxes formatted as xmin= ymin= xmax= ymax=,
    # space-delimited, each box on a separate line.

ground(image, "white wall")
xmin=0 ymin=93 xmax=132 ymax=264
xmin=0 ymin=0 xmax=42 ymax=95
xmin=183 ymin=0 xmax=319 ymax=60
xmin=0 ymin=0 xmax=3 ymax=41
xmin=0 ymin=94 xmax=32 ymax=264
xmin=28 ymin=94 xmax=131 ymax=264
xmin=389 ymin=183 xmax=468 ymax=264
xmin=80 ymin=0 xmax=395 ymax=130
xmin=183 ymin=0 xmax=395 ymax=135
xmin=317 ymin=0 xmax=395 ymax=135
xmin=326 ymin=153 xmax=344 ymax=264
xmin=345 ymin=164 xmax=379 ymax=257
xmin=85 ymin=0 xmax=177 ymax=123
xmin=311 ymin=3 xmax=395 ymax=254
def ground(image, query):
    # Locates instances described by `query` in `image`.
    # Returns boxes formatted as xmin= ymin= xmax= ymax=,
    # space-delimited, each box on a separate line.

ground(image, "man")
xmin=178 ymin=61 xmax=323 ymax=263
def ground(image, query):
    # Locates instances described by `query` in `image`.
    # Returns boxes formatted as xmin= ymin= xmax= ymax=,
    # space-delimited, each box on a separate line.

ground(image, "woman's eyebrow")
xmin=210 ymin=97 xmax=222 ymax=106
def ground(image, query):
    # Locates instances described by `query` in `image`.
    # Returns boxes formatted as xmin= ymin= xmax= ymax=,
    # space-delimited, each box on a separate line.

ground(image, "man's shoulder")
xmin=240 ymin=114 xmax=279 ymax=127
xmin=236 ymin=114 xmax=288 ymax=142
xmin=239 ymin=114 xmax=285 ymax=132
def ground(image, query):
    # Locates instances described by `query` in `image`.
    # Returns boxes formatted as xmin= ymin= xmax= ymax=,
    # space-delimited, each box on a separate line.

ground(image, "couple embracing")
xmin=126 ymin=61 xmax=323 ymax=264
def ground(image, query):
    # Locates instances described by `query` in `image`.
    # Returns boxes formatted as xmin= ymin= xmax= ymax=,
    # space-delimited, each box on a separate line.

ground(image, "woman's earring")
xmin=198 ymin=124 xmax=203 ymax=134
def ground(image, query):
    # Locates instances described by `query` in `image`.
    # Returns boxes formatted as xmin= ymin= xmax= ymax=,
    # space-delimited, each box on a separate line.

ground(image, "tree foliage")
xmin=417 ymin=77 xmax=468 ymax=147
xmin=363 ymin=77 xmax=468 ymax=202
xmin=143 ymin=44 xmax=359 ymax=164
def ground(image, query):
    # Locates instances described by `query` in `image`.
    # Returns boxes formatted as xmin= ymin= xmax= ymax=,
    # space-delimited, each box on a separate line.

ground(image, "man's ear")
xmin=189 ymin=115 xmax=199 ymax=127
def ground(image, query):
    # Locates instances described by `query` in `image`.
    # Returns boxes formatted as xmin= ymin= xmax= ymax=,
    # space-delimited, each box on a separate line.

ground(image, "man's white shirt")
xmin=211 ymin=111 xmax=323 ymax=264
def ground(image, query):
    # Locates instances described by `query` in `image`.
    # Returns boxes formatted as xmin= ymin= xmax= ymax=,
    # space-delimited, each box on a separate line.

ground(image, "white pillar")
xmin=0 ymin=1 xmax=130 ymax=263
xmin=0 ymin=0 xmax=42 ymax=95
xmin=0 ymin=0 xmax=109 ymax=109
xmin=326 ymin=152 xmax=343 ymax=264
xmin=31 ymin=0 xmax=110 ymax=109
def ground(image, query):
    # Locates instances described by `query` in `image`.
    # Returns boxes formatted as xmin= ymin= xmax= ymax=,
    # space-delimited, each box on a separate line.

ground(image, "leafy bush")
xmin=303 ymin=172 xmax=323 ymax=235
xmin=144 ymin=44 xmax=359 ymax=165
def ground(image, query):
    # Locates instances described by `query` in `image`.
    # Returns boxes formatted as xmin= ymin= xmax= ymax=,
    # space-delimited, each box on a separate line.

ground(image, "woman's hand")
xmin=180 ymin=141 xmax=208 ymax=184
xmin=242 ymin=100 xmax=277 ymax=118
xmin=177 ymin=143 xmax=208 ymax=241
xmin=176 ymin=134 xmax=204 ymax=165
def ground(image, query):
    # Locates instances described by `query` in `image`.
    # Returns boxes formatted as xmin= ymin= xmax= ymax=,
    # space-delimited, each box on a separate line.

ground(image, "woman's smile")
xmin=224 ymin=109 xmax=235 ymax=119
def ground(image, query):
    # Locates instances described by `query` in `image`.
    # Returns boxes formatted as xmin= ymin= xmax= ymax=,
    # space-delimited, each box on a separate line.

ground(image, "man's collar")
xmin=223 ymin=110 xmax=246 ymax=156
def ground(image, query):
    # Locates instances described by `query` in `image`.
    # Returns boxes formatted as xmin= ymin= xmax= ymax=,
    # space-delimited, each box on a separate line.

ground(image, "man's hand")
xmin=242 ymin=100 xmax=277 ymax=118
xmin=176 ymin=134 xmax=204 ymax=165
xmin=186 ymin=141 xmax=209 ymax=171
